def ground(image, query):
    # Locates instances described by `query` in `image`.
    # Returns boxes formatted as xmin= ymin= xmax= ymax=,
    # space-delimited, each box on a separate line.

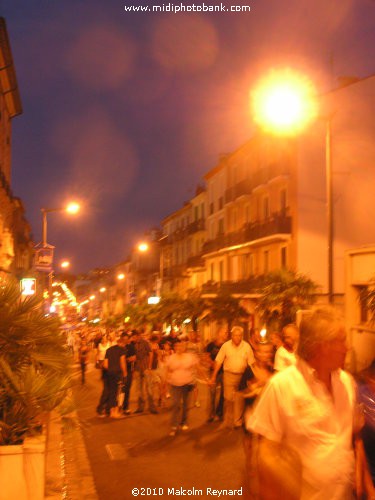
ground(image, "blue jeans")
xmin=170 ymin=384 xmax=193 ymax=427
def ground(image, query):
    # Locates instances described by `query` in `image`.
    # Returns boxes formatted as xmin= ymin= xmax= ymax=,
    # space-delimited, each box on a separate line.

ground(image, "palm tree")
xmin=0 ymin=280 xmax=72 ymax=445
xmin=359 ymin=280 xmax=375 ymax=323
xmin=180 ymin=290 xmax=209 ymax=332
xmin=255 ymin=269 xmax=318 ymax=330
xmin=207 ymin=292 xmax=249 ymax=332
xmin=156 ymin=293 xmax=186 ymax=331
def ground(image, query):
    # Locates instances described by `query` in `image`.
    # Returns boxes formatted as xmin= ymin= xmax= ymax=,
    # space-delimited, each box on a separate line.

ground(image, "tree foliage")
xmin=255 ymin=269 xmax=318 ymax=330
xmin=0 ymin=280 xmax=72 ymax=445
xmin=206 ymin=292 xmax=249 ymax=331
xmin=360 ymin=280 xmax=375 ymax=323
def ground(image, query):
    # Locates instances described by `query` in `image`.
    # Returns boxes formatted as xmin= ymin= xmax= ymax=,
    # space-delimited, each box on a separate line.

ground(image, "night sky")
xmin=1 ymin=0 xmax=374 ymax=273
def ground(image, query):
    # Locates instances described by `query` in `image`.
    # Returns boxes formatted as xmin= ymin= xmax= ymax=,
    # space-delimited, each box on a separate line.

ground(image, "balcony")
xmin=163 ymin=264 xmax=189 ymax=278
xmin=252 ymin=163 xmax=290 ymax=187
xmin=186 ymin=254 xmax=205 ymax=269
xmin=187 ymin=219 xmax=205 ymax=234
xmin=202 ymin=211 xmax=292 ymax=254
xmin=225 ymin=179 xmax=253 ymax=203
xmin=201 ymin=278 xmax=264 ymax=295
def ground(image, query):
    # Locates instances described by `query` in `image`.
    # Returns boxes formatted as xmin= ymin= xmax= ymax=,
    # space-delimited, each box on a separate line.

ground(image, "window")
xmin=209 ymin=202 xmax=214 ymax=215
xmin=280 ymin=188 xmax=287 ymax=213
xmin=201 ymin=203 xmax=205 ymax=218
xmin=210 ymin=263 xmax=214 ymax=281
xmin=249 ymin=254 xmax=254 ymax=276
xmin=219 ymin=196 xmax=224 ymax=210
xmin=219 ymin=261 xmax=224 ymax=282
xmin=218 ymin=218 xmax=224 ymax=235
xmin=233 ymin=209 xmax=238 ymax=229
xmin=264 ymin=251 xmax=269 ymax=273
xmin=194 ymin=206 xmax=199 ymax=221
xmin=245 ymin=205 xmax=250 ymax=224
xmin=281 ymin=247 xmax=287 ymax=268
xmin=263 ymin=197 xmax=269 ymax=219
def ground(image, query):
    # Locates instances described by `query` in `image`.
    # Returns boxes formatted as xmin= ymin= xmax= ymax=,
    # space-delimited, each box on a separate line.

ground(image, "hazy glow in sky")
xmin=2 ymin=0 xmax=375 ymax=272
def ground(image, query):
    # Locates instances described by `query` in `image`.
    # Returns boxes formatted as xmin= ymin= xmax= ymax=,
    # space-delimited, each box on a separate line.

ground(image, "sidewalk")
xmin=45 ymin=363 xmax=99 ymax=499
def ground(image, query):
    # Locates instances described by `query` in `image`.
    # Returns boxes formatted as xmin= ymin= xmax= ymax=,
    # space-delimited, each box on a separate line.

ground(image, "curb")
xmin=45 ymin=411 xmax=98 ymax=499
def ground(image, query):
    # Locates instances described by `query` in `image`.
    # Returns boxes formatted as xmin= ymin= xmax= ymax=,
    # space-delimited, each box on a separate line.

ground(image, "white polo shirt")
xmin=274 ymin=345 xmax=297 ymax=371
xmin=215 ymin=339 xmax=255 ymax=374
xmin=247 ymin=359 xmax=356 ymax=498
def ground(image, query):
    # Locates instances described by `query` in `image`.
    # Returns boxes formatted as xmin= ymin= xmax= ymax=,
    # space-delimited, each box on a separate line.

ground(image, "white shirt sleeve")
xmin=247 ymin=344 xmax=255 ymax=366
xmin=215 ymin=343 xmax=226 ymax=366
xmin=274 ymin=346 xmax=296 ymax=371
xmin=246 ymin=378 xmax=285 ymax=443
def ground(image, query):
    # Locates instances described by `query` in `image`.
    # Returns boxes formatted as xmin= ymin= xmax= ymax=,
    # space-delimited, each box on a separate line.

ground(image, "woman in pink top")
xmin=166 ymin=340 xmax=206 ymax=436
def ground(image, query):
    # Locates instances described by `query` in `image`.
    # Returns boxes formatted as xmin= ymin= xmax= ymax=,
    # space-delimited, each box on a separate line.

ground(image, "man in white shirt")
xmin=247 ymin=307 xmax=357 ymax=499
xmin=210 ymin=325 xmax=255 ymax=428
xmin=274 ymin=323 xmax=299 ymax=371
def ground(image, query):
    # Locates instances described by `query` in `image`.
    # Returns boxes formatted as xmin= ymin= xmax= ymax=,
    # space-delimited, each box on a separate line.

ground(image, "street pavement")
xmin=70 ymin=362 xmax=247 ymax=499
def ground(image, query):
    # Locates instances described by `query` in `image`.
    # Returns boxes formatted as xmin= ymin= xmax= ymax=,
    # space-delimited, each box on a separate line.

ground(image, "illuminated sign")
xmin=20 ymin=278 xmax=36 ymax=296
xmin=148 ymin=296 xmax=160 ymax=305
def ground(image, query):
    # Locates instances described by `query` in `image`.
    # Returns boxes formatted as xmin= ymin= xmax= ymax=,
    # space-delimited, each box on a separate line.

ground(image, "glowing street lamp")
xmin=117 ymin=273 xmax=125 ymax=280
xmin=66 ymin=202 xmax=80 ymax=215
xmin=138 ymin=242 xmax=149 ymax=253
xmin=99 ymin=287 xmax=107 ymax=293
xmin=41 ymin=201 xmax=81 ymax=247
xmin=251 ymin=69 xmax=334 ymax=303
xmin=251 ymin=68 xmax=318 ymax=136
xmin=60 ymin=260 xmax=70 ymax=269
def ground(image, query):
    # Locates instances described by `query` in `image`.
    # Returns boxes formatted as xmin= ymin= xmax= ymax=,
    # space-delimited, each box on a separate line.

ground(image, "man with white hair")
xmin=246 ymin=306 xmax=359 ymax=499
xmin=210 ymin=325 xmax=255 ymax=428
xmin=274 ymin=323 xmax=299 ymax=371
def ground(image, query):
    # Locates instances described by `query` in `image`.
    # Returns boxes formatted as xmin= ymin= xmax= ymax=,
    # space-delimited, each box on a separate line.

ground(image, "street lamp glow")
xmin=89 ymin=295 xmax=96 ymax=300
xmin=99 ymin=287 xmax=106 ymax=293
xmin=138 ymin=242 xmax=149 ymax=252
xmin=65 ymin=202 xmax=80 ymax=214
xmin=252 ymin=69 xmax=317 ymax=135
xmin=117 ymin=273 xmax=125 ymax=280
xmin=61 ymin=260 xmax=70 ymax=269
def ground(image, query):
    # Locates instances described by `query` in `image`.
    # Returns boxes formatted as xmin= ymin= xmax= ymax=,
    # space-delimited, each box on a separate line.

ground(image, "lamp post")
xmin=36 ymin=202 xmax=80 ymax=312
xmin=41 ymin=202 xmax=80 ymax=247
xmin=252 ymin=69 xmax=334 ymax=303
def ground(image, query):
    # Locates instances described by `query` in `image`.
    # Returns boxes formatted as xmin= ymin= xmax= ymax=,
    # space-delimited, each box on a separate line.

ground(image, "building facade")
xmin=0 ymin=18 xmax=33 ymax=279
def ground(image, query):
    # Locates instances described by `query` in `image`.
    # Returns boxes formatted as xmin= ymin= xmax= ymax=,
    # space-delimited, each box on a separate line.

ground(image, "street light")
xmin=138 ymin=242 xmax=149 ymax=252
xmin=60 ymin=260 xmax=70 ymax=269
xmin=36 ymin=201 xmax=80 ymax=313
xmin=252 ymin=68 xmax=318 ymax=135
xmin=41 ymin=202 xmax=81 ymax=247
xmin=251 ymin=69 xmax=334 ymax=303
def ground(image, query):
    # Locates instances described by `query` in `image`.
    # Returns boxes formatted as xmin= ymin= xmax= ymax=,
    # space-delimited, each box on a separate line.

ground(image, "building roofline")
xmin=0 ymin=17 xmax=22 ymax=117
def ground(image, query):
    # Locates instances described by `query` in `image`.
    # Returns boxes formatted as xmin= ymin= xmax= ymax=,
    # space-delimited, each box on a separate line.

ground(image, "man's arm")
xmin=209 ymin=344 xmax=225 ymax=383
xmin=120 ymin=354 xmax=127 ymax=378
xmin=253 ymin=436 xmax=302 ymax=500
xmin=209 ymin=360 xmax=223 ymax=384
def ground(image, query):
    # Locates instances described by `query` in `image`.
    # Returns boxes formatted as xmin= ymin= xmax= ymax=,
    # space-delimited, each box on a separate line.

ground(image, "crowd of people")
xmin=66 ymin=308 xmax=375 ymax=499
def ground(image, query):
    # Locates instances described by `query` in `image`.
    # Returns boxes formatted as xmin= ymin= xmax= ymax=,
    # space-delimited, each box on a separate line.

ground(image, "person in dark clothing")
xmin=357 ymin=360 xmax=375 ymax=490
xmin=132 ymin=330 xmax=153 ymax=414
xmin=122 ymin=333 xmax=136 ymax=414
xmin=78 ymin=338 xmax=89 ymax=385
xmin=205 ymin=328 xmax=227 ymax=422
xmin=234 ymin=342 xmax=274 ymax=428
xmin=102 ymin=334 xmax=127 ymax=419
